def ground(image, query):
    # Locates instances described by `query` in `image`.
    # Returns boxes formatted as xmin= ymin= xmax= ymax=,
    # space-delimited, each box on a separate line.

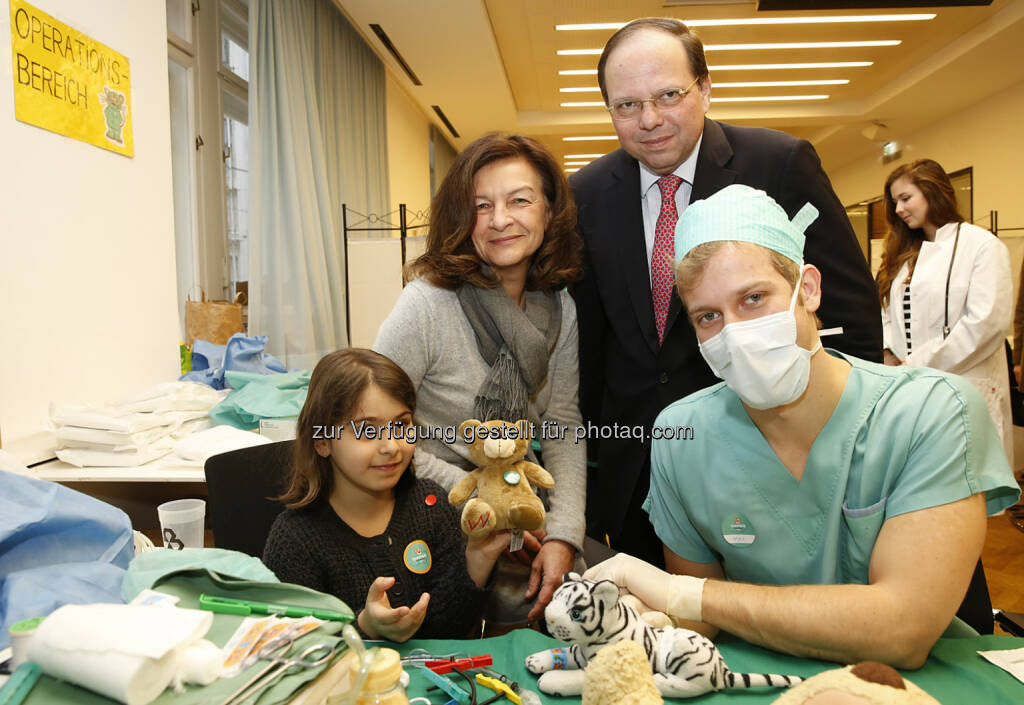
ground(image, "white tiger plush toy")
xmin=525 ymin=573 xmax=802 ymax=698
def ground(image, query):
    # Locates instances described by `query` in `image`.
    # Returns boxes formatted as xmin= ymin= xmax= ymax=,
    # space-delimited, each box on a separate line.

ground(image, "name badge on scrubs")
xmin=403 ymin=539 xmax=432 ymax=574
xmin=722 ymin=514 xmax=756 ymax=547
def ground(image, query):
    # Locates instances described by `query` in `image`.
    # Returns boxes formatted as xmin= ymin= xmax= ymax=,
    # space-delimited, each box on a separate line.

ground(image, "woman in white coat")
xmin=879 ymin=158 xmax=1013 ymax=461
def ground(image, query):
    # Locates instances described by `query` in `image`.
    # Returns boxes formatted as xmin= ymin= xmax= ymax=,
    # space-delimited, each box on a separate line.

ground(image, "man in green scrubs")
xmin=585 ymin=185 xmax=1020 ymax=669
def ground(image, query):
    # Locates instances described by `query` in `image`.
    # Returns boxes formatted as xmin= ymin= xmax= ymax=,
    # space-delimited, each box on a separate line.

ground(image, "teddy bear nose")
xmin=483 ymin=437 xmax=516 ymax=458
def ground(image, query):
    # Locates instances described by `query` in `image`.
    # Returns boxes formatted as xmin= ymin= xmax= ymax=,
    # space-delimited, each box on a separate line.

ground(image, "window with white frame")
xmin=166 ymin=0 xmax=249 ymax=333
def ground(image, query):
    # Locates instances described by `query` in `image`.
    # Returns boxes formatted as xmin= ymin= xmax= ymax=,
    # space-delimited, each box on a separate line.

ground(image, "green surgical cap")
xmin=674 ymin=184 xmax=818 ymax=265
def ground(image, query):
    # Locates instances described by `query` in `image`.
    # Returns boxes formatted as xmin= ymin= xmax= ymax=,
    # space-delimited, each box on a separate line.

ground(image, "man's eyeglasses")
xmin=606 ymin=76 xmax=702 ymax=121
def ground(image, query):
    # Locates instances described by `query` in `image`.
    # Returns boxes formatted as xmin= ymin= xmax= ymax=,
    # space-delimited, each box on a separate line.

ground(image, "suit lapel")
xmin=665 ymin=119 xmax=738 ymax=336
xmin=689 ymin=118 xmax=736 ymax=202
xmin=604 ymin=152 xmax=660 ymax=354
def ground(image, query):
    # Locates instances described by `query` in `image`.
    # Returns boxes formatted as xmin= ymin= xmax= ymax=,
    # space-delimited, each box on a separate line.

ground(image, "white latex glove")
xmin=582 ymin=553 xmax=707 ymax=622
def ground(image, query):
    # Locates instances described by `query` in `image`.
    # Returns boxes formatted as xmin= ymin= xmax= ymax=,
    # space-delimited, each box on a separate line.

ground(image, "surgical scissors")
xmin=220 ymin=636 xmax=336 ymax=705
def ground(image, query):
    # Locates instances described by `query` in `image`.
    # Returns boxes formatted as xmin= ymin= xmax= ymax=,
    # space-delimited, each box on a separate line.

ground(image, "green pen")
xmin=198 ymin=594 xmax=354 ymax=622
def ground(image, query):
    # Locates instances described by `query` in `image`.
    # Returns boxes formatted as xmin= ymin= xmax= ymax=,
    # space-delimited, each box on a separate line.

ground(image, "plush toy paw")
xmin=537 ymin=670 xmax=585 ymax=696
xmin=508 ymin=500 xmax=545 ymax=532
xmin=525 ymin=649 xmax=555 ymax=675
xmin=461 ymin=498 xmax=496 ymax=538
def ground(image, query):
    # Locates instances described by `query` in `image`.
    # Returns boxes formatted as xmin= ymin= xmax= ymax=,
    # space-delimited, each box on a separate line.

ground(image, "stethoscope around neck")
xmin=941 ymin=222 xmax=963 ymax=340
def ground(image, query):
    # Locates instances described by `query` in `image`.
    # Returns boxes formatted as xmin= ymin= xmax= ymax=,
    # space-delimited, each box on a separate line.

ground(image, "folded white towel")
xmin=118 ymin=382 xmax=222 ymax=414
xmin=50 ymin=405 xmax=173 ymax=434
xmin=25 ymin=604 xmax=213 ymax=705
xmin=172 ymin=424 xmax=272 ymax=465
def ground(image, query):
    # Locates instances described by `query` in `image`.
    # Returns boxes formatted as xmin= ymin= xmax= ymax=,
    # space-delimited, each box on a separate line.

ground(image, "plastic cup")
xmin=157 ymin=499 xmax=206 ymax=549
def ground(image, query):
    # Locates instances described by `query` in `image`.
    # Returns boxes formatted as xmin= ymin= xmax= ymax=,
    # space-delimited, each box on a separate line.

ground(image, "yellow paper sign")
xmin=9 ymin=0 xmax=133 ymax=156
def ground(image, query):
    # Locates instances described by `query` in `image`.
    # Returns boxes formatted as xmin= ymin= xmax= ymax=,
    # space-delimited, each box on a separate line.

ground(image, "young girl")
xmin=263 ymin=348 xmax=508 ymax=641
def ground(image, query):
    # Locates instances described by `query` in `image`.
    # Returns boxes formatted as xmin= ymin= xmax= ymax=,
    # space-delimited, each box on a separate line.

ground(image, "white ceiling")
xmin=334 ymin=0 xmax=1024 ymax=172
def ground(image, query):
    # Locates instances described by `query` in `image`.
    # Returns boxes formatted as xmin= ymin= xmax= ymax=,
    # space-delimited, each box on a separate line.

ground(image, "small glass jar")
xmin=349 ymin=647 xmax=409 ymax=705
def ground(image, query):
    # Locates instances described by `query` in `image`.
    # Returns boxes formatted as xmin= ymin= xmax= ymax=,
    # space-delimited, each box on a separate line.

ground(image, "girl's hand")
xmin=507 ymin=529 xmax=544 ymax=565
xmin=883 ymin=348 xmax=904 ymax=366
xmin=465 ymin=530 xmax=513 ymax=587
xmin=357 ymin=576 xmax=429 ymax=642
xmin=525 ymin=539 xmax=575 ymax=622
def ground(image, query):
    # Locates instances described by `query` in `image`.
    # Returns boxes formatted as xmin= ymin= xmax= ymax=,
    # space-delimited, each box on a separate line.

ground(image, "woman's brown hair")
xmin=279 ymin=348 xmax=416 ymax=508
xmin=877 ymin=159 xmax=964 ymax=308
xmin=405 ymin=133 xmax=582 ymax=293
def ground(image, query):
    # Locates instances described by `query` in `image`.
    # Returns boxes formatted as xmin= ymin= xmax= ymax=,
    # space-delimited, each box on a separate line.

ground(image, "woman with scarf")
xmin=373 ymin=133 xmax=585 ymax=627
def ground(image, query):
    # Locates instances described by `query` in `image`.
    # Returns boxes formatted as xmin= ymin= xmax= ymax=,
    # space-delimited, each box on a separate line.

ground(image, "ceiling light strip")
xmin=711 ymin=95 xmax=829 ymax=102
xmin=705 ymin=41 xmax=899 ymax=51
xmin=714 ymin=79 xmax=848 ymax=87
xmin=562 ymin=136 xmax=618 ymax=141
xmin=555 ymin=14 xmax=934 ymax=31
xmin=710 ymin=62 xmax=872 ymax=70
xmin=565 ymin=153 xmax=606 ymax=158
xmin=558 ymin=41 xmax=897 ymax=56
xmin=561 ymin=95 xmax=830 ymax=107
xmin=560 ymin=80 xmax=848 ymax=92
xmin=558 ymin=62 xmax=872 ymax=75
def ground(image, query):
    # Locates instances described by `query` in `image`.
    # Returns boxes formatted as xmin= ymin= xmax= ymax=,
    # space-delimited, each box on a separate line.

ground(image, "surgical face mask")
xmin=697 ymin=270 xmax=822 ymax=410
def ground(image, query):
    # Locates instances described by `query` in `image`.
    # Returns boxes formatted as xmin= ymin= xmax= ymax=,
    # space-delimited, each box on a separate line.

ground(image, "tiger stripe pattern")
xmin=525 ymin=573 xmax=802 ymax=698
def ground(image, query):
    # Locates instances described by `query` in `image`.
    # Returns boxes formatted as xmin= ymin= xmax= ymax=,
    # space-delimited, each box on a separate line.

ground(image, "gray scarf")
xmin=456 ymin=284 xmax=562 ymax=423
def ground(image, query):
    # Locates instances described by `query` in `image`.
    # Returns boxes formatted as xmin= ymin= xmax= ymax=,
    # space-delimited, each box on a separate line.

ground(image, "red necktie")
xmin=652 ymin=175 xmax=683 ymax=344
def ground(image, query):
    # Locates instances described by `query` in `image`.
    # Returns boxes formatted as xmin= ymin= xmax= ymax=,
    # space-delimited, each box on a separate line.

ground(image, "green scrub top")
xmin=644 ymin=352 xmax=1020 ymax=586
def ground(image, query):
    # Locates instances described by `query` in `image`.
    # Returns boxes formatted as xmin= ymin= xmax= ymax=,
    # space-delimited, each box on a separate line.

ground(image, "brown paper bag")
xmin=185 ymin=292 xmax=244 ymax=345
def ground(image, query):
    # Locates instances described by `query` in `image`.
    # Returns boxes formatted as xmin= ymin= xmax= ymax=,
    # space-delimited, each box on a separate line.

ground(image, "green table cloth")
xmin=394 ymin=630 xmax=1024 ymax=704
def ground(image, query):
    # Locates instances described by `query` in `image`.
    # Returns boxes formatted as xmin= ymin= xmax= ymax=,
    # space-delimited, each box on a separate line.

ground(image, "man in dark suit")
xmin=570 ymin=18 xmax=883 ymax=565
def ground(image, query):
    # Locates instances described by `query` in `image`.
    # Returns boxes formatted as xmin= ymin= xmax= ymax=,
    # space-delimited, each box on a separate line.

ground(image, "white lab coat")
xmin=881 ymin=221 xmax=1013 ymax=461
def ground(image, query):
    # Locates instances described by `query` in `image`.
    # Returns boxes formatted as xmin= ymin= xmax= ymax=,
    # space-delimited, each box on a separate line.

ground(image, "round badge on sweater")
xmin=722 ymin=514 xmax=756 ymax=546
xmin=403 ymin=539 xmax=432 ymax=574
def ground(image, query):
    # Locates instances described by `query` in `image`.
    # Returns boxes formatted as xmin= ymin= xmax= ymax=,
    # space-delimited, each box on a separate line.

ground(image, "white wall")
xmin=829 ymin=78 xmax=1024 ymax=316
xmin=0 ymin=0 xmax=179 ymax=459
xmin=385 ymin=72 xmax=431 ymax=217
xmin=830 ymin=79 xmax=1024 ymax=228
xmin=348 ymin=72 xmax=433 ymax=348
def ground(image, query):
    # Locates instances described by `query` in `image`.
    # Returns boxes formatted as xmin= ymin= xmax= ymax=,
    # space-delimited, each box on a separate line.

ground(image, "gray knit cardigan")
xmin=373 ymin=278 xmax=586 ymax=553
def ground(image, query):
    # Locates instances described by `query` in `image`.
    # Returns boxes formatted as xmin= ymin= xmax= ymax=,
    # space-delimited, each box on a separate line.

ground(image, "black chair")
xmin=1005 ymin=340 xmax=1024 ymax=426
xmin=204 ymin=440 xmax=293 ymax=557
xmin=956 ymin=559 xmax=995 ymax=634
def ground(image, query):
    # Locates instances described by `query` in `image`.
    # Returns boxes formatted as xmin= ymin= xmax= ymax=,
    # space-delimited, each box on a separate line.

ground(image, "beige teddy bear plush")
xmin=448 ymin=419 xmax=554 ymax=538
